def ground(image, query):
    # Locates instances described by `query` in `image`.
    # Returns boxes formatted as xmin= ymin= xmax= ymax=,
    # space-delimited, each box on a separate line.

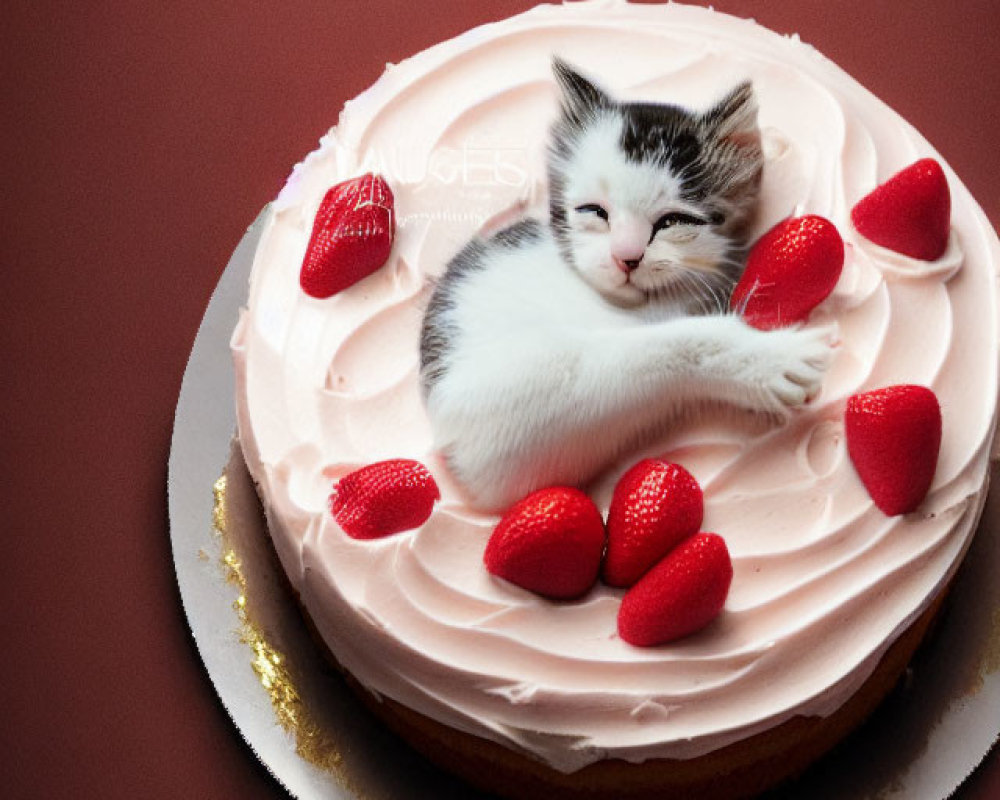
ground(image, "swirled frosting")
xmin=232 ymin=0 xmax=1000 ymax=772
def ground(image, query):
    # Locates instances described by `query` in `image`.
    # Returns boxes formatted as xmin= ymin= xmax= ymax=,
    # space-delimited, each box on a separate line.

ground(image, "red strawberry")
xmin=602 ymin=459 xmax=703 ymax=588
xmin=300 ymin=173 xmax=395 ymax=298
xmin=330 ymin=459 xmax=439 ymax=539
xmin=731 ymin=215 xmax=844 ymax=330
xmin=845 ymin=385 xmax=941 ymax=516
xmin=618 ymin=532 xmax=732 ymax=647
xmin=484 ymin=487 xmax=606 ymax=600
xmin=851 ymin=158 xmax=950 ymax=261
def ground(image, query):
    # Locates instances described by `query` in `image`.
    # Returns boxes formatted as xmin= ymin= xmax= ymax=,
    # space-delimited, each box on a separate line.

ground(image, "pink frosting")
xmin=232 ymin=0 xmax=1000 ymax=772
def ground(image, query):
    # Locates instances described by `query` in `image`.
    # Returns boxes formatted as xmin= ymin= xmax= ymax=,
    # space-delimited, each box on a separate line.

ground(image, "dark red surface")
xmin=1 ymin=1 xmax=997 ymax=798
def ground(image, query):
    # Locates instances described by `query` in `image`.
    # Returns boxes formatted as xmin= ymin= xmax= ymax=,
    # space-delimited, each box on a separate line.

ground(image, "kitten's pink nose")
xmin=614 ymin=256 xmax=641 ymax=274
xmin=610 ymin=216 xmax=649 ymax=268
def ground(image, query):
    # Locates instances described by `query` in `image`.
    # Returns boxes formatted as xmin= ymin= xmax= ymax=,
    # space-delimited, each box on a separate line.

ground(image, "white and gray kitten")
xmin=420 ymin=59 xmax=832 ymax=510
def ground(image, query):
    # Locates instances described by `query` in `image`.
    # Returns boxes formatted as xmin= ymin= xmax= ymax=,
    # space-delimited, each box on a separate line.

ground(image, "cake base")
xmin=239 ymin=435 xmax=954 ymax=799
xmin=298 ymin=568 xmax=949 ymax=800
xmin=213 ymin=430 xmax=996 ymax=798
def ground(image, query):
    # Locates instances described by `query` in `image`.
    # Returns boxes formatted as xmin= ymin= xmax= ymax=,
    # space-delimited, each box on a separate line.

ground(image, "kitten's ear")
xmin=552 ymin=57 xmax=611 ymax=124
xmin=702 ymin=81 xmax=760 ymax=150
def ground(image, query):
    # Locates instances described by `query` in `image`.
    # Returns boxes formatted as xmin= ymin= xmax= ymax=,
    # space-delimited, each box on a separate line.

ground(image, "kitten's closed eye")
xmin=651 ymin=211 xmax=707 ymax=236
xmin=575 ymin=203 xmax=609 ymax=221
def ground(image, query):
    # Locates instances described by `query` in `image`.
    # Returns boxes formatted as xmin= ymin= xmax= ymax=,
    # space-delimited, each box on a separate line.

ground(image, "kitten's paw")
xmin=755 ymin=325 xmax=836 ymax=414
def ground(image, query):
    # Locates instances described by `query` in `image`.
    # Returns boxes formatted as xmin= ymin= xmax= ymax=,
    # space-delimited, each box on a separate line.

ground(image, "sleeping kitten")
xmin=420 ymin=59 xmax=832 ymax=510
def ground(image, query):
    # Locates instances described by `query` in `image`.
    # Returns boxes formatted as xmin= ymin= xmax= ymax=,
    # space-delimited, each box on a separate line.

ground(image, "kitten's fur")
xmin=420 ymin=60 xmax=832 ymax=510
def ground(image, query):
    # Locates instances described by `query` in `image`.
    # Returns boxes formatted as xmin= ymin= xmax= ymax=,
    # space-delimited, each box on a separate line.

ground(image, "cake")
xmin=230 ymin=2 xmax=1000 ymax=797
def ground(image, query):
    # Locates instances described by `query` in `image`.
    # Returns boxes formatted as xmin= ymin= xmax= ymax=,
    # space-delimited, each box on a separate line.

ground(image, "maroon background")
xmin=2 ymin=1 xmax=997 ymax=798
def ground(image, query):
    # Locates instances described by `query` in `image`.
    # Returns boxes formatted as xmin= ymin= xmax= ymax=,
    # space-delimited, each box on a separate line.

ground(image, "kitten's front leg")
xmin=428 ymin=314 xmax=832 ymax=510
xmin=654 ymin=314 xmax=835 ymax=417
xmin=735 ymin=323 xmax=834 ymax=415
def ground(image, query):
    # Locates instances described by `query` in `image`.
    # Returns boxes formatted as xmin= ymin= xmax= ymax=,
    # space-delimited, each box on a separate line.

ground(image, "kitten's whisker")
xmin=679 ymin=267 xmax=729 ymax=314
xmin=674 ymin=268 xmax=719 ymax=315
xmin=732 ymin=277 xmax=777 ymax=315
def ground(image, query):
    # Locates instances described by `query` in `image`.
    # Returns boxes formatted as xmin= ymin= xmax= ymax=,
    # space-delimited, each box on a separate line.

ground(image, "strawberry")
xmin=300 ymin=172 xmax=395 ymax=298
xmin=330 ymin=459 xmax=439 ymax=539
xmin=845 ymin=385 xmax=942 ymax=516
xmin=851 ymin=158 xmax=950 ymax=261
xmin=730 ymin=214 xmax=844 ymax=330
xmin=602 ymin=459 xmax=703 ymax=588
xmin=484 ymin=487 xmax=606 ymax=600
xmin=618 ymin=532 xmax=732 ymax=647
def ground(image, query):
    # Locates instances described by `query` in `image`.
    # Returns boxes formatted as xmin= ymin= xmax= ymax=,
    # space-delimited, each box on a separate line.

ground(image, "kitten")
xmin=420 ymin=59 xmax=832 ymax=511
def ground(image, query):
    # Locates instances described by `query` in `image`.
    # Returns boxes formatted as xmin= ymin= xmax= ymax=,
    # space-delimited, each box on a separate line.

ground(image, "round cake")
xmin=231 ymin=2 xmax=1000 ymax=797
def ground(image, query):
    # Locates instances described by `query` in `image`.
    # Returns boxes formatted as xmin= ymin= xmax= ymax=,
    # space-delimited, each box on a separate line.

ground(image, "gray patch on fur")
xmin=420 ymin=219 xmax=544 ymax=394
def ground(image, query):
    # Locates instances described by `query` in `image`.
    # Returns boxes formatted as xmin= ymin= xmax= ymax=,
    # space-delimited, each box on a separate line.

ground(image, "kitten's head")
xmin=547 ymin=59 xmax=763 ymax=309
